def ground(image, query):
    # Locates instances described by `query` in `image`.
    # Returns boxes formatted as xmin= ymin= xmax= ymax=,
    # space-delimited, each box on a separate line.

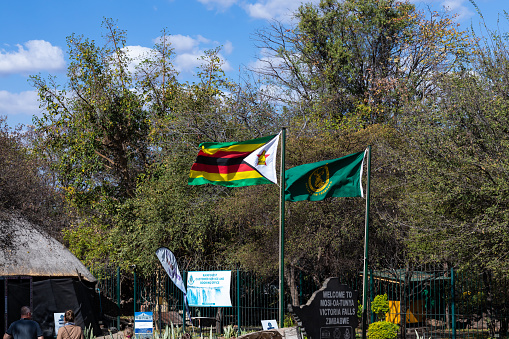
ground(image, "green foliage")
xmin=83 ymin=325 xmax=95 ymax=339
xmin=367 ymin=321 xmax=399 ymax=339
xmin=108 ymin=153 xmax=216 ymax=274
xmin=415 ymin=329 xmax=431 ymax=339
xmin=223 ymin=325 xmax=237 ymax=339
xmin=0 ymin=118 xmax=66 ymax=238
xmin=371 ymin=294 xmax=390 ymax=320
xmin=283 ymin=314 xmax=296 ymax=327
xmin=152 ymin=324 xmax=183 ymax=339
xmin=399 ymin=15 xmax=509 ymax=272
xmin=254 ymin=0 xmax=471 ymax=130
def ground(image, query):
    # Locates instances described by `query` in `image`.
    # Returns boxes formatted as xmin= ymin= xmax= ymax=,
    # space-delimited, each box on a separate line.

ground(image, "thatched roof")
xmin=0 ymin=213 xmax=96 ymax=282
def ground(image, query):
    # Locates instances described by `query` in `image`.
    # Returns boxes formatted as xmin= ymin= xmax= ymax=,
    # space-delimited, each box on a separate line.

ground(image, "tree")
xmin=253 ymin=0 xmax=470 ymax=129
xmin=30 ymin=19 xmax=156 ymax=264
xmin=216 ymin=124 xmax=408 ymax=305
xmin=106 ymin=153 xmax=220 ymax=275
xmin=399 ymin=19 xmax=509 ymax=273
xmin=32 ymin=19 xmax=150 ymax=203
xmin=30 ymin=19 xmax=283 ymax=267
xmin=0 ymin=117 xmax=67 ymax=240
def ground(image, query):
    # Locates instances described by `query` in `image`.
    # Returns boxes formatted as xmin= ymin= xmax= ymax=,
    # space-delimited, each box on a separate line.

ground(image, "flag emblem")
xmin=257 ymin=150 xmax=269 ymax=166
xmin=307 ymin=165 xmax=330 ymax=195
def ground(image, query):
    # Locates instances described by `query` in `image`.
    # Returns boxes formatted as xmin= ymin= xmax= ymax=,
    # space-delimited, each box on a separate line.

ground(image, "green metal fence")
xmin=90 ymin=265 xmax=509 ymax=338
xmin=368 ymin=267 xmax=509 ymax=339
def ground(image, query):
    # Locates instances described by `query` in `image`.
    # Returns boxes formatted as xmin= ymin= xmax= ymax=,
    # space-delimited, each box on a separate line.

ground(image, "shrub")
xmin=371 ymin=294 xmax=390 ymax=321
xmin=367 ymin=321 xmax=399 ymax=339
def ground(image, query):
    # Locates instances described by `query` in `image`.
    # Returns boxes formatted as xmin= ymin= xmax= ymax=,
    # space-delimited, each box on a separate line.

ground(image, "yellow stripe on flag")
xmin=201 ymin=142 xmax=268 ymax=155
xmin=189 ymin=169 xmax=263 ymax=181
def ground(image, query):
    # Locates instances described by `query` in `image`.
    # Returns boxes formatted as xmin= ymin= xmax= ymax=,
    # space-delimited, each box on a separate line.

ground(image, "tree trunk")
xmin=285 ymin=263 xmax=300 ymax=306
xmin=215 ymin=307 xmax=223 ymax=331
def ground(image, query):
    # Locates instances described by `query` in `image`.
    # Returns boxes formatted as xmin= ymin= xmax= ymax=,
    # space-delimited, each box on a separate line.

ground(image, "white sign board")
xmin=54 ymin=313 xmax=65 ymax=335
xmin=187 ymin=271 xmax=232 ymax=307
xmin=134 ymin=312 xmax=153 ymax=337
xmin=261 ymin=320 xmax=278 ymax=330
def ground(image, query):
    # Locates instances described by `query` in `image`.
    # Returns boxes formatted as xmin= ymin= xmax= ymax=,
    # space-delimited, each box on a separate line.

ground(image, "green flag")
xmin=284 ymin=150 xmax=366 ymax=201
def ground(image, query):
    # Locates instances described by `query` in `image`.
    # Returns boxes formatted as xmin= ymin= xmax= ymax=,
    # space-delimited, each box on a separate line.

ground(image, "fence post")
xmin=183 ymin=271 xmax=186 ymax=331
xmin=134 ymin=268 xmax=137 ymax=316
xmin=117 ymin=267 xmax=121 ymax=330
xmin=237 ymin=269 xmax=241 ymax=332
xmin=370 ymin=269 xmax=374 ymax=324
xmin=451 ymin=267 xmax=456 ymax=339
xmin=299 ymin=271 xmax=303 ymax=305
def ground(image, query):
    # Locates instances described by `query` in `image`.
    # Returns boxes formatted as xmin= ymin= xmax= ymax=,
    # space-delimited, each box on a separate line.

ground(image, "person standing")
xmin=3 ymin=306 xmax=43 ymax=339
xmin=123 ymin=327 xmax=133 ymax=339
xmin=56 ymin=310 xmax=83 ymax=339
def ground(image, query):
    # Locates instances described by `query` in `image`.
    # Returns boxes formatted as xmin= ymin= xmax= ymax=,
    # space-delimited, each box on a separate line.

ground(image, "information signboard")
xmin=134 ymin=312 xmax=153 ymax=338
xmin=187 ymin=271 xmax=232 ymax=307
xmin=53 ymin=313 xmax=65 ymax=336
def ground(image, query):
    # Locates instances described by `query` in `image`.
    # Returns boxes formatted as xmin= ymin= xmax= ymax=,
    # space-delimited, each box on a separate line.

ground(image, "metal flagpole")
xmin=362 ymin=145 xmax=372 ymax=339
xmin=279 ymin=127 xmax=286 ymax=327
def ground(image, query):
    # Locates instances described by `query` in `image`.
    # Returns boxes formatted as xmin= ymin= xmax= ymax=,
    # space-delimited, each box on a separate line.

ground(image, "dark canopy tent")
xmin=0 ymin=214 xmax=102 ymax=337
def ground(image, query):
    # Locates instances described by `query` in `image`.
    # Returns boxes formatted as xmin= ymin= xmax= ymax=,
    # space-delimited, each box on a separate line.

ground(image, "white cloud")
xmin=197 ymin=0 xmax=239 ymax=11
xmin=440 ymin=0 xmax=473 ymax=20
xmin=195 ymin=0 xmax=320 ymax=22
xmin=0 ymin=90 xmax=39 ymax=118
xmin=223 ymin=41 xmax=234 ymax=55
xmin=174 ymin=53 xmax=204 ymax=72
xmin=244 ymin=0 xmax=320 ymax=23
xmin=164 ymin=34 xmax=205 ymax=53
xmin=153 ymin=34 xmax=233 ymax=74
xmin=0 ymin=40 xmax=65 ymax=76
xmin=121 ymin=45 xmax=155 ymax=74
xmin=410 ymin=0 xmax=473 ymax=21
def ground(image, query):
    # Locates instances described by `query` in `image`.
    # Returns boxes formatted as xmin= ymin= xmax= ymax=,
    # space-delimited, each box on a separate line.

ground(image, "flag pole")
xmin=362 ymin=145 xmax=372 ymax=339
xmin=279 ymin=127 xmax=286 ymax=327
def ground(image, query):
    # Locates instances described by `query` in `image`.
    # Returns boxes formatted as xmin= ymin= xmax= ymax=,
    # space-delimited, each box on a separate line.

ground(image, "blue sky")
xmin=0 ymin=0 xmax=504 ymax=128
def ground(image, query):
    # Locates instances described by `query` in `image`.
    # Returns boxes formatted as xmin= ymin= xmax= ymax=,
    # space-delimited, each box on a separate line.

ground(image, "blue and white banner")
xmin=155 ymin=247 xmax=186 ymax=294
xmin=187 ymin=271 xmax=232 ymax=307
xmin=155 ymin=247 xmax=192 ymax=321
xmin=134 ymin=312 xmax=153 ymax=336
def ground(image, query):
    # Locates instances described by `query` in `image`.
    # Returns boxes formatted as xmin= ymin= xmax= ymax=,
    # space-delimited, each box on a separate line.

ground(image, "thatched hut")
xmin=0 ymin=213 xmax=101 ymax=338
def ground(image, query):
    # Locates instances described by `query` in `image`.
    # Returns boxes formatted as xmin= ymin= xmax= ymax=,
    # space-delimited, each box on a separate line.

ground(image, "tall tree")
xmin=400 ymin=20 xmax=509 ymax=273
xmin=0 ymin=117 xmax=66 ymax=239
xmin=253 ymin=0 xmax=470 ymax=129
xmin=32 ymin=19 xmax=150 ymax=203
xmin=30 ymin=19 xmax=154 ymax=263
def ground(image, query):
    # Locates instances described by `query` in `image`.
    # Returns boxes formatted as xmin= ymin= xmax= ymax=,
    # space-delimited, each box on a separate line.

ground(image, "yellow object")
xmin=386 ymin=300 xmax=424 ymax=324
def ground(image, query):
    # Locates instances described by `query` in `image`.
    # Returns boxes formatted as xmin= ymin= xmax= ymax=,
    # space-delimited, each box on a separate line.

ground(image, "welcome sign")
xmin=187 ymin=271 xmax=232 ymax=307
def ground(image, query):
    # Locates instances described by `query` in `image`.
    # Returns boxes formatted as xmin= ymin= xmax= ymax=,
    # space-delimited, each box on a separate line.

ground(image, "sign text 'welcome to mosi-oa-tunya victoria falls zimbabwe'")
xmin=289 ymin=278 xmax=359 ymax=339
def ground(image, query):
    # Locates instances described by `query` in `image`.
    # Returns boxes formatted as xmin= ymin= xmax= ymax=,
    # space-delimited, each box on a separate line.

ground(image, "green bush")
xmin=371 ymin=294 xmax=390 ymax=320
xmin=367 ymin=321 xmax=399 ymax=339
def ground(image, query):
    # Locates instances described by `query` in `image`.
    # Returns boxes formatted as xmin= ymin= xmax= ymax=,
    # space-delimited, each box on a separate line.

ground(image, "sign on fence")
xmin=134 ymin=312 xmax=153 ymax=338
xmin=186 ymin=271 xmax=232 ymax=307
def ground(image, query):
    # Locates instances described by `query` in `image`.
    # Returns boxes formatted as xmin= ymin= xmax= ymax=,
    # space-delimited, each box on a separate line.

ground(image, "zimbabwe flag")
xmin=188 ymin=134 xmax=279 ymax=187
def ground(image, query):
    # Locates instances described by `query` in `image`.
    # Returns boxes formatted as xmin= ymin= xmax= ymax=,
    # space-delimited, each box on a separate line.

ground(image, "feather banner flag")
xmin=155 ymin=247 xmax=191 ymax=321
xmin=188 ymin=132 xmax=281 ymax=186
